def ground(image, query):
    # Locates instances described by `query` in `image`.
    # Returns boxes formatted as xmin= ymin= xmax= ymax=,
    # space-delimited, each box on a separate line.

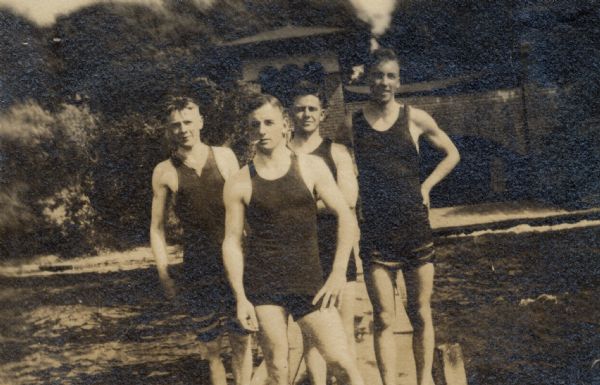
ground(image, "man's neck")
xmin=176 ymin=140 xmax=207 ymax=160
xmin=291 ymin=129 xmax=323 ymax=154
xmin=255 ymin=142 xmax=290 ymax=167
xmin=367 ymin=98 xmax=399 ymax=117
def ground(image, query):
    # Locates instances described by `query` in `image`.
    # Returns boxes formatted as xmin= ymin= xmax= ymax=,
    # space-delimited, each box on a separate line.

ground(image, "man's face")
xmin=368 ymin=59 xmax=401 ymax=103
xmin=247 ymin=103 xmax=287 ymax=152
xmin=167 ymin=102 xmax=203 ymax=149
xmin=291 ymin=94 xmax=325 ymax=135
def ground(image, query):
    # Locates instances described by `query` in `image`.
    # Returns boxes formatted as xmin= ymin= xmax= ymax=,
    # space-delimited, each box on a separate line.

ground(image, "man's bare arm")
xmin=305 ymin=156 xmax=359 ymax=308
xmin=222 ymin=170 xmax=258 ymax=331
xmin=214 ymin=146 xmax=240 ymax=180
xmin=150 ymin=163 xmax=175 ymax=297
xmin=412 ymin=108 xmax=460 ymax=207
xmin=331 ymin=143 xmax=358 ymax=209
xmin=222 ymin=174 xmax=247 ymax=300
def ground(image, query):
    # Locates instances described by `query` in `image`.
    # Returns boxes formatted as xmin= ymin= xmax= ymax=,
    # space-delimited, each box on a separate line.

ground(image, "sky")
xmin=0 ymin=0 xmax=397 ymax=32
xmin=0 ymin=0 xmax=166 ymax=26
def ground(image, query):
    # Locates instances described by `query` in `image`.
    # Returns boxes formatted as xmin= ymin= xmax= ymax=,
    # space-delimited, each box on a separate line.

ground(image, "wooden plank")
xmin=433 ymin=343 xmax=468 ymax=385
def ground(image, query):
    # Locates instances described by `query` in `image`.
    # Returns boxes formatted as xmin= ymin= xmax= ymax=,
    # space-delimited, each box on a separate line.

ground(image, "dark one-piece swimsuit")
xmin=171 ymin=147 xmax=245 ymax=341
xmin=352 ymin=106 xmax=435 ymax=270
xmin=245 ymin=152 xmax=324 ymax=320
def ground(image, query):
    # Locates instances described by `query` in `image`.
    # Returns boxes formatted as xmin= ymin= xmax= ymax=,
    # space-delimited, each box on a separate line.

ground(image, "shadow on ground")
xmin=434 ymin=226 xmax=600 ymax=385
xmin=1 ymin=227 xmax=599 ymax=385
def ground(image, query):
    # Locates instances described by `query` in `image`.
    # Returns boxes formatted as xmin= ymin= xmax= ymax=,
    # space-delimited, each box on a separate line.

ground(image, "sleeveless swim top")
xmin=309 ymin=138 xmax=358 ymax=281
xmin=172 ymin=147 xmax=227 ymax=285
xmin=352 ymin=106 xmax=433 ymax=261
xmin=245 ymin=153 xmax=323 ymax=296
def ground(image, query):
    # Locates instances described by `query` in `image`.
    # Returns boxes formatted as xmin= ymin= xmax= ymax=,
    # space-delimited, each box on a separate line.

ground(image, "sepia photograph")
xmin=0 ymin=1 xmax=599 ymax=384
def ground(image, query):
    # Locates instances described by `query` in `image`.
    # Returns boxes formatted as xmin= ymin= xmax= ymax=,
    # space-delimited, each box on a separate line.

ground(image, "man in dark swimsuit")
xmin=222 ymin=93 xmax=364 ymax=385
xmin=287 ymin=80 xmax=360 ymax=385
xmin=351 ymin=49 xmax=460 ymax=385
xmin=150 ymin=94 xmax=252 ymax=385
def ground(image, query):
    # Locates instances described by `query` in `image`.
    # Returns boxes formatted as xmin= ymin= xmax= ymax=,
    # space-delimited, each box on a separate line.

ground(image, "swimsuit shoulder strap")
xmin=248 ymin=161 xmax=257 ymax=178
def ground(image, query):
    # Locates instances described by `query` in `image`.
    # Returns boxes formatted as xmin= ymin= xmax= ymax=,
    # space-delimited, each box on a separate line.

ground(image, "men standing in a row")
xmin=287 ymin=80 xmax=359 ymax=385
xmin=352 ymin=48 xmax=460 ymax=385
xmin=222 ymin=94 xmax=365 ymax=385
xmin=150 ymin=46 xmax=459 ymax=385
xmin=150 ymin=94 xmax=253 ymax=385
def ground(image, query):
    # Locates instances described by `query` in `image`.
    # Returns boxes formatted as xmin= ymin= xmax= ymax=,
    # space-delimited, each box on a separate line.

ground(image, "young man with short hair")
xmin=352 ymin=48 xmax=460 ymax=385
xmin=150 ymin=94 xmax=253 ymax=385
xmin=287 ymin=80 xmax=360 ymax=385
xmin=222 ymin=93 xmax=365 ymax=385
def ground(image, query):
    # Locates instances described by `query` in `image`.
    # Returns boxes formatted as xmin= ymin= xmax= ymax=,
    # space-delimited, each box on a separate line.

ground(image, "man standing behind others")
xmin=287 ymin=80 xmax=360 ymax=385
xmin=150 ymin=93 xmax=253 ymax=385
xmin=352 ymin=49 xmax=460 ymax=385
xmin=222 ymin=93 xmax=365 ymax=385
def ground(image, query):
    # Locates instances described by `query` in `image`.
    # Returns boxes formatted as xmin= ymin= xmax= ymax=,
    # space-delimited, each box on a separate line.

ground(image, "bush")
xmin=87 ymin=113 xmax=164 ymax=250
xmin=0 ymin=79 xmax=262 ymax=260
xmin=0 ymin=101 xmax=99 ymax=258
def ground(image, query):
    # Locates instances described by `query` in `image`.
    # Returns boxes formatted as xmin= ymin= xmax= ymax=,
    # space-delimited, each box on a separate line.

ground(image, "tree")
xmin=0 ymin=9 xmax=54 ymax=109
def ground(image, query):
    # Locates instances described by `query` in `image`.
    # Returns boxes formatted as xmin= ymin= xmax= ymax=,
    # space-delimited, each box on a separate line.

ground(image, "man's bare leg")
xmin=305 ymin=283 xmax=356 ymax=385
xmin=297 ymin=308 xmax=364 ymax=385
xmin=305 ymin=332 xmax=328 ymax=385
xmin=254 ymin=305 xmax=290 ymax=385
xmin=365 ymin=263 xmax=399 ymax=385
xmin=252 ymin=316 xmax=305 ymax=385
xmin=405 ymin=263 xmax=435 ymax=385
xmin=250 ymin=361 xmax=267 ymax=385
xmin=341 ymin=281 xmax=357 ymax=358
xmin=229 ymin=333 xmax=253 ymax=385
xmin=202 ymin=338 xmax=227 ymax=385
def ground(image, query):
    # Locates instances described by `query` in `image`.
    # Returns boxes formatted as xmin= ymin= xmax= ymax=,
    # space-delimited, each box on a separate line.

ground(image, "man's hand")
xmin=421 ymin=184 xmax=431 ymax=209
xmin=237 ymin=298 xmax=259 ymax=332
xmin=313 ymin=270 xmax=347 ymax=310
xmin=159 ymin=273 xmax=176 ymax=299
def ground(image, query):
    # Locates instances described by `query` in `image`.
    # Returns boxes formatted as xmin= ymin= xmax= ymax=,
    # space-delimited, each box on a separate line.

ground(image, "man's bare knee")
xmin=262 ymin=341 xmax=289 ymax=373
xmin=327 ymin=350 xmax=355 ymax=370
xmin=408 ymin=302 xmax=433 ymax=330
xmin=265 ymin=355 xmax=289 ymax=383
xmin=327 ymin=356 xmax=357 ymax=384
xmin=230 ymin=333 xmax=250 ymax=350
xmin=203 ymin=339 xmax=222 ymax=361
xmin=373 ymin=310 xmax=395 ymax=332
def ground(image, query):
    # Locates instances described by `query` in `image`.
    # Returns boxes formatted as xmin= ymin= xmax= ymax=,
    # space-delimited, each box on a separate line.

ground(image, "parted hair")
xmin=240 ymin=92 xmax=285 ymax=119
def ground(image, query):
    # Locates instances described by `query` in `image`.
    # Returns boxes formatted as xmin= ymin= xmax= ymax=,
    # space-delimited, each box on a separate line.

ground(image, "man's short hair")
xmin=240 ymin=92 xmax=285 ymax=120
xmin=162 ymin=77 xmax=219 ymax=122
xmin=163 ymin=95 xmax=198 ymax=121
xmin=289 ymin=80 xmax=328 ymax=108
xmin=365 ymin=48 xmax=401 ymax=73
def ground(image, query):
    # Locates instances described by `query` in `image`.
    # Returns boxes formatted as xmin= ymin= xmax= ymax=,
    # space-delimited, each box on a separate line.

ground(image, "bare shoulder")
xmin=408 ymin=106 xmax=439 ymax=132
xmin=212 ymin=146 xmax=240 ymax=178
xmin=224 ymin=165 xmax=251 ymax=201
xmin=299 ymin=153 xmax=327 ymax=171
xmin=153 ymin=159 xmax=176 ymax=185
xmin=213 ymin=146 xmax=238 ymax=162
xmin=330 ymin=142 xmax=352 ymax=161
xmin=298 ymin=153 xmax=329 ymax=184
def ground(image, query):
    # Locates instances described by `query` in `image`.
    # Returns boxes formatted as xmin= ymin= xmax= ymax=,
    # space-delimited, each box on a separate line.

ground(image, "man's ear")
xmin=198 ymin=114 xmax=205 ymax=131
xmin=282 ymin=115 xmax=291 ymax=136
xmin=320 ymin=108 xmax=327 ymax=122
